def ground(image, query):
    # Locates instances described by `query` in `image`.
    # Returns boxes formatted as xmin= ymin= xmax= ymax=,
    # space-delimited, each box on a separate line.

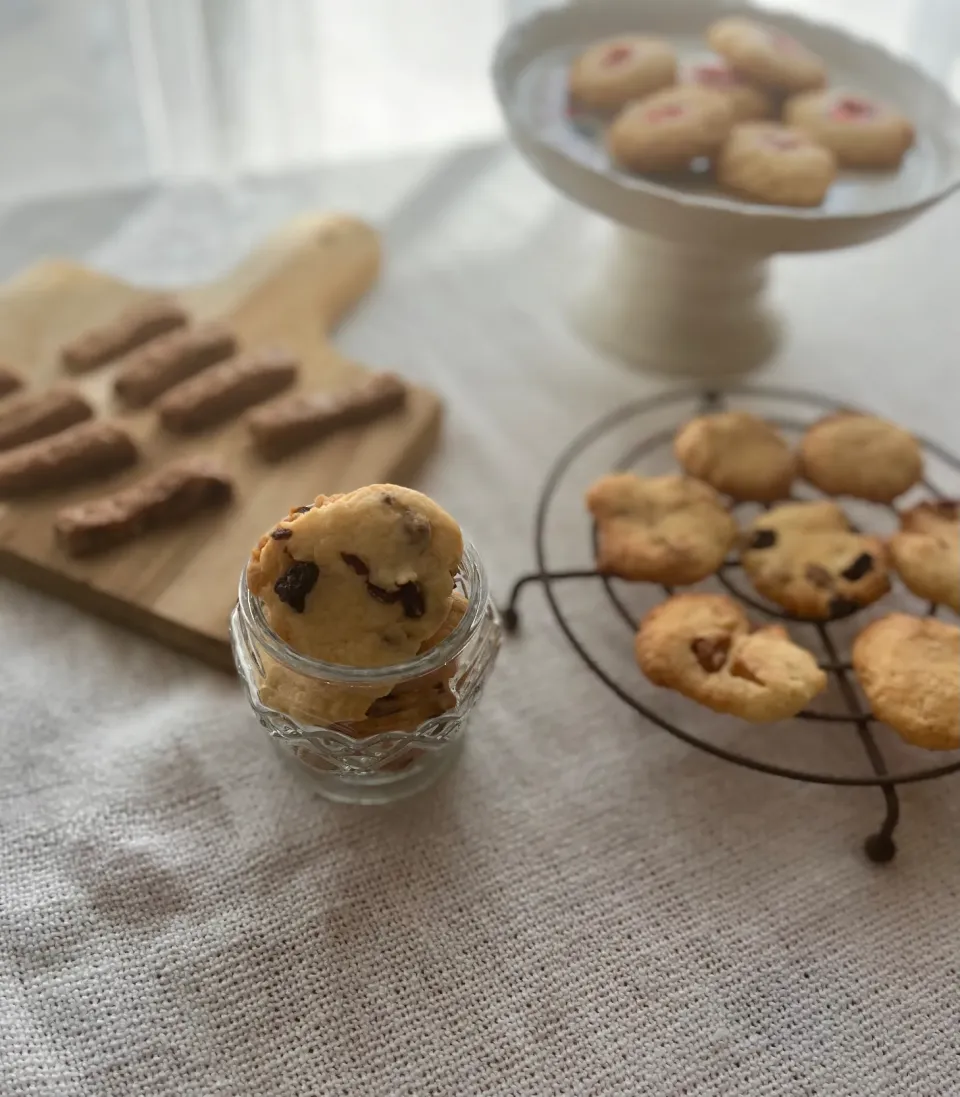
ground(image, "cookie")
xmin=784 ymin=89 xmax=914 ymax=169
xmin=0 ymin=363 xmax=23 ymax=400
xmin=681 ymin=59 xmax=773 ymax=122
xmin=55 ymin=457 xmax=234 ymax=557
xmin=674 ymin=412 xmax=796 ymax=502
xmin=569 ymin=36 xmax=677 ymax=113
xmin=113 ymin=322 xmax=238 ymax=408
xmin=799 ymin=411 xmax=923 ymax=502
xmin=246 ymin=372 xmax=407 ymax=460
xmin=717 ymin=122 xmax=837 ymax=207
xmin=853 ymin=614 xmax=959 ymax=751
xmin=741 ymin=501 xmax=890 ymax=618
xmin=0 ymin=385 xmax=93 ymax=453
xmin=888 ymin=500 xmax=959 ymax=613
xmin=586 ymin=473 xmax=737 ymax=585
xmin=158 ymin=347 xmax=299 ymax=434
xmin=60 ymin=296 xmax=189 ymax=374
xmin=247 ymin=485 xmax=463 ymax=668
xmin=258 ymin=590 xmax=468 ymax=730
xmin=606 ymin=86 xmax=734 ymax=174
xmin=636 ymin=593 xmax=827 ymax=722
xmin=707 ymin=17 xmax=827 ymax=93
xmin=0 ymin=420 xmax=138 ymax=498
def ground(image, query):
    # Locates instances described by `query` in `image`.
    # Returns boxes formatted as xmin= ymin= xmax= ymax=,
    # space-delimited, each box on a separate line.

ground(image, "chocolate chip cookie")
xmin=799 ymin=411 xmax=923 ymax=502
xmin=707 ymin=17 xmax=827 ymax=93
xmin=606 ymin=86 xmax=734 ymax=174
xmin=741 ymin=501 xmax=890 ymax=618
xmin=586 ymin=473 xmax=738 ymax=585
xmin=889 ymin=500 xmax=959 ymax=613
xmin=784 ymin=89 xmax=915 ymax=169
xmin=569 ymin=36 xmax=678 ymax=113
xmin=247 ymin=485 xmax=463 ymax=667
xmin=636 ymin=593 xmax=827 ymax=722
xmin=853 ymin=614 xmax=960 ymax=751
xmin=674 ymin=412 xmax=796 ymax=502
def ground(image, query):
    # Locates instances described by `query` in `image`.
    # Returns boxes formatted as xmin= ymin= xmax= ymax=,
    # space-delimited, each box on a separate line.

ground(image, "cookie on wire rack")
xmin=888 ymin=500 xmax=959 ymax=613
xmin=853 ymin=614 xmax=960 ymax=751
xmin=674 ymin=411 xmax=796 ymax=501
xmin=741 ymin=501 xmax=890 ymax=618
xmin=636 ymin=593 xmax=827 ymax=722
xmin=586 ymin=473 xmax=737 ymax=585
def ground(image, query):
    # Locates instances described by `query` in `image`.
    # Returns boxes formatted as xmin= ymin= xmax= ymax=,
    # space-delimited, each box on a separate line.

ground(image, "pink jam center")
xmin=830 ymin=95 xmax=877 ymax=121
xmin=762 ymin=132 xmax=803 ymax=151
xmin=646 ymin=103 xmax=686 ymax=123
xmin=601 ymin=45 xmax=633 ymax=67
xmin=768 ymin=30 xmax=801 ymax=54
xmin=691 ymin=63 xmax=739 ymax=90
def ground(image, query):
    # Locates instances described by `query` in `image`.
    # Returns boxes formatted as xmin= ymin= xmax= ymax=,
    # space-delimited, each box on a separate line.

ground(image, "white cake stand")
xmin=492 ymin=0 xmax=960 ymax=376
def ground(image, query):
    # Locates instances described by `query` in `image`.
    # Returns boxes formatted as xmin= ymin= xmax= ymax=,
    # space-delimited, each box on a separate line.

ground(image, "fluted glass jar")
xmin=230 ymin=540 xmax=501 ymax=804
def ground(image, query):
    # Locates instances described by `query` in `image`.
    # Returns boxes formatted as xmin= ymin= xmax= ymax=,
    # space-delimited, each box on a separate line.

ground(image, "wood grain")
xmin=0 ymin=212 xmax=443 ymax=669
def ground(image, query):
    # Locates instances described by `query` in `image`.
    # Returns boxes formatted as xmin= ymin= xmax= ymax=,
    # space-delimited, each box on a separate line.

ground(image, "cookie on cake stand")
xmin=492 ymin=0 xmax=960 ymax=376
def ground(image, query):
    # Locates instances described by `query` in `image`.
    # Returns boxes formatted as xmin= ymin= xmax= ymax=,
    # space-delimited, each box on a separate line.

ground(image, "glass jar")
xmin=230 ymin=540 xmax=501 ymax=804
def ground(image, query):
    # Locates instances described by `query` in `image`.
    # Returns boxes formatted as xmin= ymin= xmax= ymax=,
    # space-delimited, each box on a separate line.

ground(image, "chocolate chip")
xmin=828 ymin=596 xmax=859 ymax=619
xmin=273 ymin=561 xmax=319 ymax=613
xmin=292 ymin=505 xmax=313 ymax=515
xmin=840 ymin=553 xmax=873 ymax=581
xmin=341 ymin=553 xmax=369 ymax=576
xmin=366 ymin=579 xmax=426 ymax=619
xmin=381 ymin=492 xmax=396 ymax=506
xmin=270 ymin=527 xmax=293 ymax=540
xmin=750 ymin=529 xmax=777 ymax=550
xmin=367 ymin=582 xmax=398 ymax=605
xmin=691 ymin=635 xmax=731 ymax=673
xmin=932 ymin=500 xmax=959 ymax=520
xmin=398 ymin=582 xmax=425 ymax=619
xmin=805 ymin=564 xmax=834 ymax=590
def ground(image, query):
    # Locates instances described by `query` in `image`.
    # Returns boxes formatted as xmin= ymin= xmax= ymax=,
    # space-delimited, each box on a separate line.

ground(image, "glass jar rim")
xmin=236 ymin=538 xmax=490 ymax=684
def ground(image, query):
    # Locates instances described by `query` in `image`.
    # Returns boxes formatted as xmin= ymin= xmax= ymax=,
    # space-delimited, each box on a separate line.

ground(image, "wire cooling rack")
xmin=502 ymin=386 xmax=960 ymax=863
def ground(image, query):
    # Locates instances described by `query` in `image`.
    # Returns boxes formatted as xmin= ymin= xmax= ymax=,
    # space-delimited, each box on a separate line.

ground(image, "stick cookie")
xmin=0 ymin=420 xmax=138 ymax=497
xmin=157 ymin=347 xmax=299 ymax=434
xmin=61 ymin=296 xmax=189 ymax=374
xmin=246 ymin=371 xmax=407 ymax=460
xmin=0 ymin=386 xmax=93 ymax=452
xmin=113 ymin=322 xmax=237 ymax=408
xmin=0 ymin=363 xmax=23 ymax=400
xmin=55 ymin=457 xmax=234 ymax=557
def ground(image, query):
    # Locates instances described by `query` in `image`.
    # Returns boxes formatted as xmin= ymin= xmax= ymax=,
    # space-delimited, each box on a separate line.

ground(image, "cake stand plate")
xmin=493 ymin=0 xmax=960 ymax=376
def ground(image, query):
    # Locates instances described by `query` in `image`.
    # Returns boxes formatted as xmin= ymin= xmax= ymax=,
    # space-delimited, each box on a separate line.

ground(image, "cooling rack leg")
xmin=500 ymin=570 xmax=601 ymax=633
xmin=863 ymin=784 xmax=900 ymax=864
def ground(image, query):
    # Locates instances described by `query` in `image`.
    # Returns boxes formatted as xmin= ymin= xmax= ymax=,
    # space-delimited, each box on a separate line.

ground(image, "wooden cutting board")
xmin=0 ymin=213 xmax=443 ymax=669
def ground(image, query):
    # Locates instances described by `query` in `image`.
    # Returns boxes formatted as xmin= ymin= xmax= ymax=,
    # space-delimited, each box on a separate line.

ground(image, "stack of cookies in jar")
xmin=585 ymin=410 xmax=959 ymax=751
xmin=569 ymin=16 xmax=915 ymax=206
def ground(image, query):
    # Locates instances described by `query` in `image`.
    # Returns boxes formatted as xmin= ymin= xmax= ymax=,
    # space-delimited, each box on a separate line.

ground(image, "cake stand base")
xmin=573 ymin=227 xmax=782 ymax=377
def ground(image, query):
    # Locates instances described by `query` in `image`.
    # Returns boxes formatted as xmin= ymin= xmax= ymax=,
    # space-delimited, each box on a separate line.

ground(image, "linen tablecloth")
xmin=2 ymin=152 xmax=959 ymax=1096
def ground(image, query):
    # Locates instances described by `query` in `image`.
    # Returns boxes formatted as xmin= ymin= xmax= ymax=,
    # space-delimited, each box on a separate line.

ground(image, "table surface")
xmin=2 ymin=3 xmax=959 ymax=1096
